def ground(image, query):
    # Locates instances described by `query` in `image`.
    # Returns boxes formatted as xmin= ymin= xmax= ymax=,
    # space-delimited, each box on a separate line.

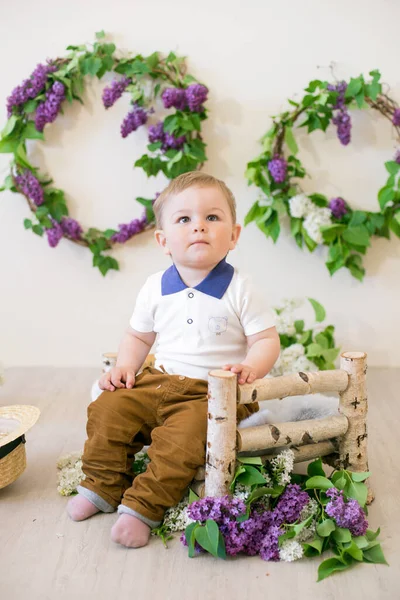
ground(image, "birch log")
xmin=237 ymin=415 xmax=348 ymax=452
xmin=205 ymin=370 xmax=237 ymax=497
xmin=338 ymin=351 xmax=374 ymax=503
xmin=238 ymin=369 xmax=348 ymax=404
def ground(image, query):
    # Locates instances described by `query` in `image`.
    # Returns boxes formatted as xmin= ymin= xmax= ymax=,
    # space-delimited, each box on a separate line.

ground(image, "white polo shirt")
xmin=130 ymin=258 xmax=276 ymax=381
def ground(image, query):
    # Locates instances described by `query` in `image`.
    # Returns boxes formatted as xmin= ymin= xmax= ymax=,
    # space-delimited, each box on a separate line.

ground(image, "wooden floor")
xmin=0 ymin=367 xmax=399 ymax=600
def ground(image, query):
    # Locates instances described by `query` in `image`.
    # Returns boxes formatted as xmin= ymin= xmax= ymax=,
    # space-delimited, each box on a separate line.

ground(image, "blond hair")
xmin=153 ymin=171 xmax=237 ymax=228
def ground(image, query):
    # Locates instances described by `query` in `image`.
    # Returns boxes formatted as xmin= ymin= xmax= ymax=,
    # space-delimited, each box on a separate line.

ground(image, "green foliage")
xmin=1 ymin=33 xmax=209 ymax=275
xmin=245 ymin=69 xmax=400 ymax=281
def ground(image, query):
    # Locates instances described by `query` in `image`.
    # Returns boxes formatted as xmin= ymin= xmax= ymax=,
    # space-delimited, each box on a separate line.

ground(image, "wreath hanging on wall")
xmin=245 ymin=70 xmax=400 ymax=280
xmin=0 ymin=31 xmax=209 ymax=275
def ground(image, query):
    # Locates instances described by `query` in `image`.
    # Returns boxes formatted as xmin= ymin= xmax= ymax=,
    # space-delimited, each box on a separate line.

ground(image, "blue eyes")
xmin=178 ymin=215 xmax=219 ymax=223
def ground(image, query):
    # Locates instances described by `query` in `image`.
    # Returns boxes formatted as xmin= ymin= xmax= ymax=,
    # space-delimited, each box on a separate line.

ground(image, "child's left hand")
xmin=222 ymin=363 xmax=257 ymax=384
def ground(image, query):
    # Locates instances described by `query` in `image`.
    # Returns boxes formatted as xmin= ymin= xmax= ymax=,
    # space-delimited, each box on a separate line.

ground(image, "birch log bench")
xmin=99 ymin=350 xmax=373 ymax=505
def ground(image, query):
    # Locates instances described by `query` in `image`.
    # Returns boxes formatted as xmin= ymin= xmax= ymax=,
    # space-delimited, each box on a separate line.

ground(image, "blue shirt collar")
xmin=161 ymin=258 xmax=234 ymax=299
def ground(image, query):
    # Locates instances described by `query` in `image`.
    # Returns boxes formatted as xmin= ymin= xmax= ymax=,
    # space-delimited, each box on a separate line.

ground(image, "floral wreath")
xmin=245 ymin=70 xmax=400 ymax=280
xmin=0 ymin=31 xmax=209 ymax=275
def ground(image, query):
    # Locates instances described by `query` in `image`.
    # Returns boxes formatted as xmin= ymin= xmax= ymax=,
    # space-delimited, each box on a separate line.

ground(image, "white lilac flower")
xmin=274 ymin=312 xmax=296 ymax=336
xmin=291 ymin=355 xmax=315 ymax=373
xmin=296 ymin=522 xmax=317 ymax=543
xmin=233 ymin=482 xmax=252 ymax=501
xmin=270 ymin=449 xmax=295 ymax=485
xmin=56 ymin=451 xmax=83 ymax=470
xmin=57 ymin=459 xmax=85 ymax=496
xmin=303 ymin=207 xmax=332 ymax=244
xmin=282 ymin=344 xmax=305 ymax=359
xmin=288 ymin=194 xmax=313 ymax=219
xmin=162 ymin=498 xmax=194 ymax=532
xmin=300 ymin=498 xmax=319 ymax=520
xmin=279 ymin=539 xmax=304 ymax=562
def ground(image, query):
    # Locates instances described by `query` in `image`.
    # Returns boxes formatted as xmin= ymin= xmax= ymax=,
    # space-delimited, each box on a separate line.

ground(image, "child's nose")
xmin=193 ymin=223 xmax=206 ymax=232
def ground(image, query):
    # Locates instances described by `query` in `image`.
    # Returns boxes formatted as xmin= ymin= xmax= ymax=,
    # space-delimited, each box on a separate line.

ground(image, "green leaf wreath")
xmin=0 ymin=31 xmax=209 ymax=276
xmin=245 ymin=70 xmax=400 ymax=281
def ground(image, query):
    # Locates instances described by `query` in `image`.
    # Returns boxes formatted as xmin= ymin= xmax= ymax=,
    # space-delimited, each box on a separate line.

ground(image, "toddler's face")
xmin=155 ymin=185 xmax=241 ymax=269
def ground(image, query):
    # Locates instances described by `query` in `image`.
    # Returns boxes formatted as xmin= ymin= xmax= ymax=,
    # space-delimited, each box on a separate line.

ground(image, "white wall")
xmin=1 ymin=0 xmax=399 ymax=367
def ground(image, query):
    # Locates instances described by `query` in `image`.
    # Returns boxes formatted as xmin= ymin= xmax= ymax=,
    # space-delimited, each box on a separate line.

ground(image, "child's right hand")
xmin=99 ymin=367 xmax=136 ymax=392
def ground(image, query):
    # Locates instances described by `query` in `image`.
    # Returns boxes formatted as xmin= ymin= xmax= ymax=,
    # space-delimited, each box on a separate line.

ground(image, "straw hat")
xmin=0 ymin=405 xmax=40 ymax=489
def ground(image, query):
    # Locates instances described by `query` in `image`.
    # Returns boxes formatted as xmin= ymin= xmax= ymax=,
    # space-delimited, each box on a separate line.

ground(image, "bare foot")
xmin=67 ymin=494 xmax=100 ymax=521
xmin=111 ymin=513 xmax=151 ymax=548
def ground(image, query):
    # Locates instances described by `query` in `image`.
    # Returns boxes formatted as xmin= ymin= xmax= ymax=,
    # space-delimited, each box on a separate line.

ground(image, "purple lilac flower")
xmin=102 ymin=77 xmax=131 ymax=109
xmin=272 ymin=484 xmax=310 ymax=526
xmin=148 ymin=121 xmax=164 ymax=143
xmin=46 ymin=220 xmax=63 ymax=248
xmin=259 ymin=525 xmax=282 ymax=561
xmin=121 ymin=105 xmax=148 ymax=138
xmin=34 ymin=81 xmax=66 ymax=132
xmin=328 ymin=81 xmax=351 ymax=145
xmin=325 ymin=487 xmax=368 ymax=536
xmin=329 ymin=197 xmax=348 ymax=219
xmin=163 ymin=132 xmax=186 ymax=150
xmin=60 ymin=217 xmax=83 ymax=240
xmin=332 ymin=109 xmax=351 ymax=146
xmin=161 ymin=88 xmax=187 ymax=111
xmin=392 ymin=108 xmax=400 ymax=127
xmin=7 ymin=62 xmax=57 ymax=117
xmin=14 ymin=169 xmax=44 ymax=206
xmin=185 ymin=84 xmax=208 ymax=112
xmin=187 ymin=496 xmax=247 ymax=524
xmin=111 ymin=213 xmax=148 ymax=244
xmin=327 ymin=81 xmax=347 ymax=110
xmin=268 ymin=155 xmax=287 ymax=183
xmin=395 ymin=149 xmax=400 ymax=165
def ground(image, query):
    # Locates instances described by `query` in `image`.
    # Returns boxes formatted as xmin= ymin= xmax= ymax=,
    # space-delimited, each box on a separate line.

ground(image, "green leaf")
xmin=307 ymin=458 xmax=325 ymax=478
xmin=188 ymin=488 xmax=200 ymax=504
xmin=365 ymin=528 xmax=381 ymax=542
xmin=385 ymin=161 xmax=400 ymax=176
xmin=0 ymin=138 xmax=19 ymax=154
xmin=333 ymin=527 xmax=352 ymax=543
xmin=317 ymin=557 xmax=351 ymax=581
xmin=342 ymin=225 xmax=371 ymax=247
xmin=306 ymin=342 xmax=323 ymax=358
xmin=345 ymin=77 xmax=363 ymax=98
xmin=236 ymin=465 xmax=268 ymax=487
xmin=350 ymin=471 xmax=371 ymax=482
xmin=284 ymin=126 xmax=298 ymax=155
xmin=353 ymin=535 xmax=369 ymax=549
xmin=305 ymin=476 xmax=333 ymax=491
xmin=316 ymin=519 xmax=336 ymax=537
xmin=302 ymin=536 xmax=323 ymax=557
xmin=32 ymin=224 xmax=44 ymax=236
xmin=294 ymin=319 xmax=304 ymax=334
xmin=363 ymin=544 xmax=388 ymax=565
xmin=81 ymin=57 xmax=102 ymax=76
xmin=378 ymin=186 xmax=395 ymax=210
xmin=23 ymin=218 xmax=32 ymax=229
xmin=308 ymin=298 xmax=326 ymax=322
xmin=23 ymin=100 xmax=38 ymax=114
xmin=343 ymin=540 xmax=363 ymax=562
xmin=237 ymin=456 xmax=263 ymax=465
xmin=96 ymin=30 xmax=106 ymax=39
xmin=23 ymin=121 xmax=44 ymax=140
xmin=1 ymin=115 xmax=18 ymax=138
xmin=244 ymin=202 xmax=262 ymax=226
xmin=185 ymin=522 xmax=199 ymax=558
xmin=194 ymin=520 xmax=226 ymax=559
xmin=344 ymin=479 xmax=368 ymax=508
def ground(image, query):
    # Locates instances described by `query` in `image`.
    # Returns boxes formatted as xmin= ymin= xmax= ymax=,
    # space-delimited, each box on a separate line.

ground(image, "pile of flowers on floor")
xmin=57 ymin=449 xmax=387 ymax=580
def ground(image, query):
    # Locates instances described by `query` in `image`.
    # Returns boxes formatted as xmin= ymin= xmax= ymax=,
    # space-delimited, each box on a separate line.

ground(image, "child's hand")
xmin=222 ymin=364 xmax=257 ymax=384
xmin=99 ymin=367 xmax=136 ymax=392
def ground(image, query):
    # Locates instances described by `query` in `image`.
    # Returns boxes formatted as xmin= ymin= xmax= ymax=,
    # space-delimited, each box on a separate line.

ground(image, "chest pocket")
xmin=208 ymin=316 xmax=228 ymax=335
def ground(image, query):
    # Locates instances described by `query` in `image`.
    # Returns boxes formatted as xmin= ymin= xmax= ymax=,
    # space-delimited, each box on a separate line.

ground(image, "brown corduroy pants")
xmin=79 ymin=366 xmax=258 ymax=525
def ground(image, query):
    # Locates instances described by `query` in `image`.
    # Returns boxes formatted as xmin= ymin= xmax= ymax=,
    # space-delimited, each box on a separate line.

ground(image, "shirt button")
xmin=188 ymin=292 xmax=194 ymax=298
xmin=187 ymin=318 xmax=193 ymax=324
xmin=178 ymin=375 xmax=185 ymax=380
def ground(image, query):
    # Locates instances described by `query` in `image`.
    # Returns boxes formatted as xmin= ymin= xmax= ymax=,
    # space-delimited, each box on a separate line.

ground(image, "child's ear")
xmin=229 ymin=223 xmax=241 ymax=250
xmin=154 ymin=229 xmax=171 ymax=256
